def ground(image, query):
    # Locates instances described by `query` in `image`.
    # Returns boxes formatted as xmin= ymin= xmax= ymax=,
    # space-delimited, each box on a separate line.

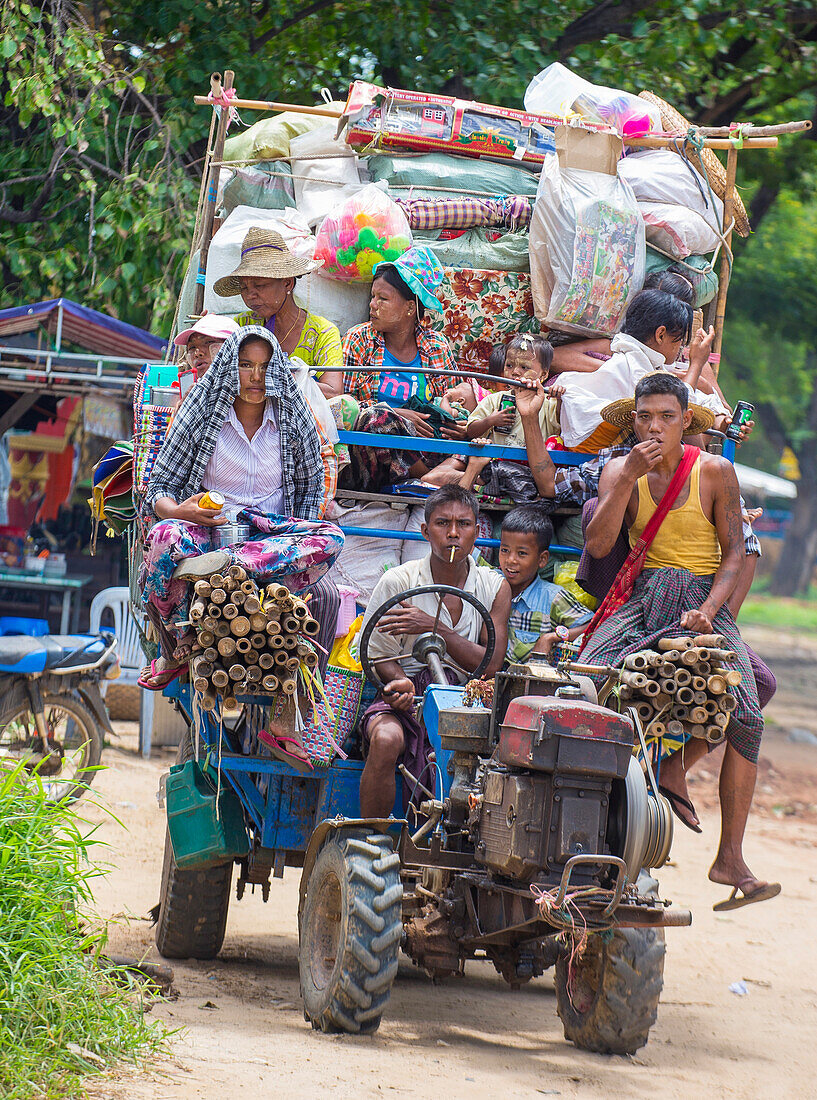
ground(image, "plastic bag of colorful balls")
xmin=314 ymin=184 xmax=412 ymax=282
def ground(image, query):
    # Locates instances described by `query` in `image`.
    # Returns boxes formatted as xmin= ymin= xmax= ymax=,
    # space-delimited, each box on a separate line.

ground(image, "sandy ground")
xmin=83 ymin=625 xmax=817 ymax=1100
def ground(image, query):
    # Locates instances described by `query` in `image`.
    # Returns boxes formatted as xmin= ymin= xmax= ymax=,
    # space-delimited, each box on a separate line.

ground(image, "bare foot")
xmin=709 ymin=855 xmax=770 ymax=894
xmin=173 ymin=629 xmax=197 ymax=663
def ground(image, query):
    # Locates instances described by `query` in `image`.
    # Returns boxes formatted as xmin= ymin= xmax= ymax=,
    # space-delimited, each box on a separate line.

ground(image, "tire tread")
xmin=301 ymin=829 xmax=402 ymax=1035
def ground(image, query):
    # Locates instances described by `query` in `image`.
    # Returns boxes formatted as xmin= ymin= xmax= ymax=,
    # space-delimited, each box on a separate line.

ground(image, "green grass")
xmin=0 ymin=763 xmax=164 ymax=1099
xmin=740 ymin=592 xmax=817 ymax=634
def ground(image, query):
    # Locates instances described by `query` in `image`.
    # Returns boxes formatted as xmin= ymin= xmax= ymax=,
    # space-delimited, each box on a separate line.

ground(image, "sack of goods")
xmin=530 ymin=151 xmax=645 ymax=337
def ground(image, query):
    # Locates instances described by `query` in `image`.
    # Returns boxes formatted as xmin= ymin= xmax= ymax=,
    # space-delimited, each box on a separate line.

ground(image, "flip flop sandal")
xmin=713 ymin=879 xmax=782 ymax=912
xmin=257 ymin=728 xmax=313 ymax=774
xmin=658 ymin=785 xmax=703 ymax=834
xmin=138 ymin=659 xmax=186 ymax=691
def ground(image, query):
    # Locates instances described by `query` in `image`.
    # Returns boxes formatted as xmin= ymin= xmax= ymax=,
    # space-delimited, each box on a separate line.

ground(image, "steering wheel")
xmin=359 ymin=583 xmax=496 ymax=688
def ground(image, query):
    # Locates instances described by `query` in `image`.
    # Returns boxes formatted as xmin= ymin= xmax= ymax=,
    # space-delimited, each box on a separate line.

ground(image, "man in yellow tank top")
xmin=583 ymin=373 xmax=779 ymax=912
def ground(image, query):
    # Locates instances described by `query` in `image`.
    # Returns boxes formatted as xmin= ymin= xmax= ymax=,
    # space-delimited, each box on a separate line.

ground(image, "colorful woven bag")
xmin=132 ymin=367 xmax=174 ymax=498
xmin=302 ymin=664 xmax=363 ymax=768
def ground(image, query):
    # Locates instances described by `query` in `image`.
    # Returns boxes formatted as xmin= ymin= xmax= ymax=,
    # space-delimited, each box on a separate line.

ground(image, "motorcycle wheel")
xmin=0 ymin=692 xmax=102 ymax=802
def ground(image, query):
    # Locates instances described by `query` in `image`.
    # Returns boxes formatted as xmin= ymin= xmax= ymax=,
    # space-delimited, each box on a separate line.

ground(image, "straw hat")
xmin=601 ymin=396 xmax=715 ymax=435
xmin=638 ymin=91 xmax=750 ymax=238
xmin=214 ymin=227 xmax=323 ymax=297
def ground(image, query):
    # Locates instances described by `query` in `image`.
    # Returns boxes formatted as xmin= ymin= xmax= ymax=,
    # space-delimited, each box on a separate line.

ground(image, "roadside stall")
xmin=0 ymin=297 xmax=166 ymax=630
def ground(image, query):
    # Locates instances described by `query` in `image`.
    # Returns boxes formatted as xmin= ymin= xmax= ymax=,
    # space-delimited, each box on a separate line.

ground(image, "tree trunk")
xmin=769 ymin=475 xmax=817 ymax=596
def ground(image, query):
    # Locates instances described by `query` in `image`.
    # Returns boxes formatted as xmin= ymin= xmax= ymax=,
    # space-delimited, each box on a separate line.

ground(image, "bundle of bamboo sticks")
xmin=618 ymin=634 xmax=741 ymax=745
xmin=186 ymin=565 xmax=320 ymax=711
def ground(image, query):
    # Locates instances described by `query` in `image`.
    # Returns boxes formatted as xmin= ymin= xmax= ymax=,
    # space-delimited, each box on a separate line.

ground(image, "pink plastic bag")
xmin=314 ymin=184 xmax=412 ymax=282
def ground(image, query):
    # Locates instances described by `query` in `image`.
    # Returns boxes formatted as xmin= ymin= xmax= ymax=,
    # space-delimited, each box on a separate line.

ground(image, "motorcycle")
xmin=0 ymin=630 xmax=119 ymax=801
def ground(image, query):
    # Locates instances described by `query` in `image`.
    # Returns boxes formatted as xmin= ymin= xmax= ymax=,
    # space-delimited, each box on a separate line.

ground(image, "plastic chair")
xmin=89 ymin=586 xmax=154 ymax=758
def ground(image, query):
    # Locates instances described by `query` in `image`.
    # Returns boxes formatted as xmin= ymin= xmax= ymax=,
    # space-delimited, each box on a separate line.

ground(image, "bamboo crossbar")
xmin=697 ymin=120 xmax=811 ymax=137
xmin=192 ymin=92 xmax=782 ymax=149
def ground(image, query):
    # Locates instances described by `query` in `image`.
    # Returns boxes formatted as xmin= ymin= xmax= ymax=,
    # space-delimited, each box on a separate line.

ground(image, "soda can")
xmin=495 ymin=392 xmax=516 ymax=434
xmin=199 ymin=490 xmax=226 ymax=511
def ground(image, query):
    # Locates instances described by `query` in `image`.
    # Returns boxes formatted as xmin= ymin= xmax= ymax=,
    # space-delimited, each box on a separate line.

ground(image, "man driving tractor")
xmin=358 ymin=485 xmax=510 ymax=818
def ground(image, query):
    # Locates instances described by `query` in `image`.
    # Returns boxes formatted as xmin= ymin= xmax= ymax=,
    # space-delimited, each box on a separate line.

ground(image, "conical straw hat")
xmin=638 ymin=91 xmax=750 ymax=237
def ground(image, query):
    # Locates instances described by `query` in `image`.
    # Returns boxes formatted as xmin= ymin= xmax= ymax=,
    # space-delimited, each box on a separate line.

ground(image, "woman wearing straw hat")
xmin=215 ymin=227 xmax=343 ymax=397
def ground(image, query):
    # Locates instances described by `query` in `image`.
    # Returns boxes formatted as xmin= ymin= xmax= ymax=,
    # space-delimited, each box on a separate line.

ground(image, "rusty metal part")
xmin=403 ymin=903 xmax=461 ymax=978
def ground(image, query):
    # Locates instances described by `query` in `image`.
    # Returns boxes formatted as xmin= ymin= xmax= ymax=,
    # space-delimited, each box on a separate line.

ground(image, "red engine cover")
xmin=498 ymin=696 xmax=634 ymax=777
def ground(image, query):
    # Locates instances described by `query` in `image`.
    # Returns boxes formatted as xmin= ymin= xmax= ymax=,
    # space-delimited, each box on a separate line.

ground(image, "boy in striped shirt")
xmin=499 ymin=505 xmax=592 ymax=663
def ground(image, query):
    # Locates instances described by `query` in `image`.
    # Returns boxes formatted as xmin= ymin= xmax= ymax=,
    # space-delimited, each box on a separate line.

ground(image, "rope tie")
xmin=207 ymin=86 xmax=242 ymax=131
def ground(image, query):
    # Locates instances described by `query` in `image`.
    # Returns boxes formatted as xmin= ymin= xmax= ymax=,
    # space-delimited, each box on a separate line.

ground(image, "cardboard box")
xmin=343 ymin=81 xmax=615 ymax=167
xmin=554 ymin=124 xmax=623 ymax=175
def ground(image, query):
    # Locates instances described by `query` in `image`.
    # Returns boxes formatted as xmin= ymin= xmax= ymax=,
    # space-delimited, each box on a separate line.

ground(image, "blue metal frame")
xmin=337 ymin=431 xmax=592 ymax=465
xmin=164 ymin=678 xmax=465 ymax=857
xmin=335 ymin=430 xmax=590 ymax=557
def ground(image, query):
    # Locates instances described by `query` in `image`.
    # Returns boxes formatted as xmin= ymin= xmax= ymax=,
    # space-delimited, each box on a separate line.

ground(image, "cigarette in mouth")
xmin=449 ymin=546 xmax=456 ymax=562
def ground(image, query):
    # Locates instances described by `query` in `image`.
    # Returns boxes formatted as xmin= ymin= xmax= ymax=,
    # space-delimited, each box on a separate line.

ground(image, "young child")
xmin=499 ymin=505 xmax=592 ymax=663
xmin=459 ymin=334 xmax=563 ymax=503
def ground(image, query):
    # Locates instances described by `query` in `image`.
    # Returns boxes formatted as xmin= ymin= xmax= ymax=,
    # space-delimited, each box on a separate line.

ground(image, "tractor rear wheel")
xmin=300 ymin=829 xmax=403 ymax=1034
xmin=554 ymin=925 xmax=665 ymax=1054
xmin=154 ymin=727 xmax=233 ymax=960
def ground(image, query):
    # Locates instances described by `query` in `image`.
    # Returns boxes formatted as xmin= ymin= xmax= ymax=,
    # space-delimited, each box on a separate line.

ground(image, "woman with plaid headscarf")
xmin=139 ymin=328 xmax=343 ymax=695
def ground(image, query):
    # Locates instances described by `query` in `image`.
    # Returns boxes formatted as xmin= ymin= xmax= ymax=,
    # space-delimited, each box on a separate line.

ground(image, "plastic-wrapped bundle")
xmin=222 ymin=161 xmax=295 ymax=214
xmin=529 ymin=154 xmax=645 ymax=337
xmin=368 ymin=153 xmax=540 ymax=200
xmin=524 ymin=63 xmax=660 ymax=139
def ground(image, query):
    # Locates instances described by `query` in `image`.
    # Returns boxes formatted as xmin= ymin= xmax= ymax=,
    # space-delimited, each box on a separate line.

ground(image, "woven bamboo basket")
xmin=638 ymin=90 xmax=750 ymax=237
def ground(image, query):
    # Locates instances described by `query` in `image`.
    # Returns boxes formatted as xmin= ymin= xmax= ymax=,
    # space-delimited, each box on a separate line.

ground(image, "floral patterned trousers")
xmin=140 ymin=509 xmax=344 ymax=651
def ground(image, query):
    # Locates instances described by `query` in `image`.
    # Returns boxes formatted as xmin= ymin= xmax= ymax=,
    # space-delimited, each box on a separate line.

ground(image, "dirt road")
xmin=86 ymin=626 xmax=817 ymax=1099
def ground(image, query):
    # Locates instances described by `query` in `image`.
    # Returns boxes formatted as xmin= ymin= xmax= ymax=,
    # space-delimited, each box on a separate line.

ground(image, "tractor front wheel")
xmin=299 ymin=829 xmax=403 ymax=1034
xmin=554 ymin=925 xmax=665 ymax=1054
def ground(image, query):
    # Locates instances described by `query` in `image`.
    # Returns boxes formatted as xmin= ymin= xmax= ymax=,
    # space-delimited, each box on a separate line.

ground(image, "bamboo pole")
xmin=628 ymin=133 xmax=776 ymax=150
xmin=189 ymin=91 xmax=784 ymax=151
xmin=230 ymin=615 xmax=251 ymax=637
xmin=193 ymin=93 xmax=342 ymax=117
xmin=193 ymin=70 xmax=235 ymax=315
xmin=697 ymin=120 xmax=811 ymax=137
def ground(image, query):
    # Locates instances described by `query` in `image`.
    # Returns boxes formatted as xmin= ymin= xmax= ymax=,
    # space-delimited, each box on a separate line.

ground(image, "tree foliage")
xmin=0 ymin=0 xmax=194 ymax=331
xmin=722 ymin=186 xmax=817 ymax=593
xmin=3 ymin=0 xmax=816 ymax=334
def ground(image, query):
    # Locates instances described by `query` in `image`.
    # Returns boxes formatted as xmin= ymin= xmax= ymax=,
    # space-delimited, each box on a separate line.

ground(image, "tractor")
xmin=155 ymin=580 xmax=685 ymax=1054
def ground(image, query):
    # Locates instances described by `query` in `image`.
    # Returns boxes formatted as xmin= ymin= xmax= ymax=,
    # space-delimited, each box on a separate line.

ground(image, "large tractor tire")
xmin=300 ymin=829 xmax=403 ymax=1034
xmin=554 ymin=925 xmax=666 ymax=1054
xmin=154 ymin=727 xmax=233 ymax=960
